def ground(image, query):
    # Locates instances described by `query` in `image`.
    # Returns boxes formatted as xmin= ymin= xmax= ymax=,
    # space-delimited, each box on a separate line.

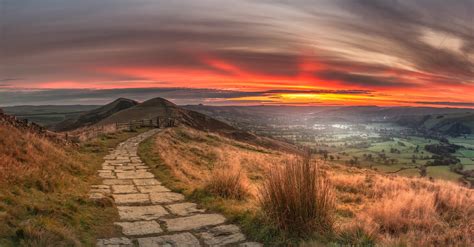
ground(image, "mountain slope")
xmin=97 ymin=97 xmax=300 ymax=153
xmin=396 ymin=113 xmax=474 ymax=136
xmin=0 ymin=111 xmax=123 ymax=246
xmin=140 ymin=125 xmax=474 ymax=246
xmin=53 ymin=98 xmax=138 ymax=131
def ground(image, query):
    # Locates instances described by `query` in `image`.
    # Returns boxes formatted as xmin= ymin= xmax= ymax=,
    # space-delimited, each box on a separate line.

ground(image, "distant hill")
xmin=308 ymin=106 xmax=474 ymax=123
xmin=2 ymin=105 xmax=100 ymax=127
xmin=94 ymin=97 xmax=300 ymax=153
xmin=183 ymin=104 xmax=474 ymax=125
xmin=395 ymin=113 xmax=474 ymax=136
xmin=53 ymin=98 xmax=138 ymax=131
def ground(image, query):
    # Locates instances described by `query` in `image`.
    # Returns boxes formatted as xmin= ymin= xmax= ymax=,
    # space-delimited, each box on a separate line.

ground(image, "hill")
xmin=396 ymin=112 xmax=474 ymax=136
xmin=0 ymin=111 xmax=138 ymax=245
xmin=2 ymin=105 xmax=100 ymax=127
xmin=53 ymin=98 xmax=138 ymax=131
xmin=139 ymin=125 xmax=474 ymax=246
xmin=96 ymin=97 xmax=300 ymax=153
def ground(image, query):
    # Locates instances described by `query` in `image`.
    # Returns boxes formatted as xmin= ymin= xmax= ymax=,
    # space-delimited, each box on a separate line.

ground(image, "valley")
xmin=185 ymin=105 xmax=474 ymax=185
xmin=1 ymin=99 xmax=473 ymax=246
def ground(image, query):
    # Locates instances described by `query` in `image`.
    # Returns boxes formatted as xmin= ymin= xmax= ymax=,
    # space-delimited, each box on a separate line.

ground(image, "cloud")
xmin=334 ymin=0 xmax=474 ymax=81
xmin=1 ymin=0 xmax=472 ymax=106
xmin=316 ymin=70 xmax=415 ymax=88
xmin=412 ymin=101 xmax=474 ymax=107
xmin=0 ymin=87 xmax=373 ymax=106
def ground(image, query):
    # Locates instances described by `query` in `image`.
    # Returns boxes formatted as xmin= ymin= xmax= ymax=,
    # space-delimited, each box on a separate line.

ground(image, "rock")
xmin=239 ymin=242 xmax=264 ymax=247
xmin=115 ymin=221 xmax=163 ymax=236
xmin=97 ymin=237 xmax=133 ymax=247
xmin=117 ymin=205 xmax=168 ymax=221
xmin=149 ymin=192 xmax=184 ymax=204
xmin=90 ymin=185 xmax=111 ymax=194
xmin=113 ymin=193 xmax=150 ymax=205
xmin=137 ymin=233 xmax=201 ymax=247
xmin=200 ymin=225 xmax=246 ymax=246
xmin=164 ymin=214 xmax=226 ymax=232
xmin=137 ymin=185 xmax=170 ymax=193
xmin=165 ymin=202 xmax=205 ymax=216
xmin=112 ymin=185 xmax=138 ymax=194
xmin=89 ymin=193 xmax=106 ymax=200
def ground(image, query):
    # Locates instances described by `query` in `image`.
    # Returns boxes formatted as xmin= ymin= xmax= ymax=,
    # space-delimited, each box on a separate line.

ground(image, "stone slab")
xmin=239 ymin=242 xmax=264 ymax=247
xmin=116 ymin=171 xmax=154 ymax=179
xmin=115 ymin=221 xmax=162 ymax=236
xmin=97 ymin=237 xmax=133 ymax=247
xmin=117 ymin=205 xmax=168 ymax=221
xmin=133 ymin=179 xmax=161 ymax=186
xmin=200 ymin=225 xmax=246 ymax=246
xmin=99 ymin=172 xmax=116 ymax=179
xmin=150 ymin=192 xmax=184 ymax=204
xmin=137 ymin=185 xmax=170 ymax=193
xmin=103 ymin=179 xmax=133 ymax=185
xmin=137 ymin=233 xmax=200 ymax=247
xmin=113 ymin=193 xmax=150 ymax=205
xmin=90 ymin=185 xmax=111 ymax=194
xmin=165 ymin=202 xmax=205 ymax=216
xmin=163 ymin=214 xmax=226 ymax=232
xmin=112 ymin=185 xmax=138 ymax=194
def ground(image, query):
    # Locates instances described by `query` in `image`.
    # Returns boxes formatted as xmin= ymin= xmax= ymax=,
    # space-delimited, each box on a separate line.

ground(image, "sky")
xmin=1 ymin=0 xmax=473 ymax=107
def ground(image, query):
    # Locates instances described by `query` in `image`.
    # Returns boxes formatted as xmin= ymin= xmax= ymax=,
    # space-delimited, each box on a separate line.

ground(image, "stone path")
xmin=90 ymin=129 xmax=262 ymax=247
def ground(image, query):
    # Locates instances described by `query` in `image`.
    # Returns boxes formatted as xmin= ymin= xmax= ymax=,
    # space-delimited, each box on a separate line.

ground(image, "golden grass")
xmin=150 ymin=127 xmax=296 ymax=195
xmin=204 ymin=167 xmax=250 ymax=200
xmin=331 ymin=168 xmax=474 ymax=246
xmin=260 ymin=155 xmax=335 ymax=238
xmin=0 ymin=124 xmax=147 ymax=246
xmin=140 ymin=126 xmax=474 ymax=246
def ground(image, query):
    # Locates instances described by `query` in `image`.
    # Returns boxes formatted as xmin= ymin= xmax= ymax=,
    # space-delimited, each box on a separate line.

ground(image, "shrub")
xmin=204 ymin=167 xmax=249 ymax=200
xmin=259 ymin=155 xmax=335 ymax=237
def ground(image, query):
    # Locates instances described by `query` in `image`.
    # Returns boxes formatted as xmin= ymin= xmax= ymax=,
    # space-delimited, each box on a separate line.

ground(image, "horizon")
xmin=1 ymin=0 xmax=473 ymax=107
xmin=2 ymin=96 xmax=474 ymax=110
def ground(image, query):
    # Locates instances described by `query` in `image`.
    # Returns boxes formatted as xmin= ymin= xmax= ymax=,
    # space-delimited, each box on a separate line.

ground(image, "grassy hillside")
xmin=396 ymin=113 xmax=474 ymax=136
xmin=2 ymin=105 xmax=99 ymax=127
xmin=139 ymin=126 xmax=474 ymax=246
xmin=53 ymin=98 xmax=138 ymax=132
xmin=0 ymin=123 xmax=146 ymax=246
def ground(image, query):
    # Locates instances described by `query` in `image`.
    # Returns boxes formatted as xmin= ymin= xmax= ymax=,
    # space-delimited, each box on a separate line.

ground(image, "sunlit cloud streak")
xmin=1 ymin=0 xmax=473 ymax=106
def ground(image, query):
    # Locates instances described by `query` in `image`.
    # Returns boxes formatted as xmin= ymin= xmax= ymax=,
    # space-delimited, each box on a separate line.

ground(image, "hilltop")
xmin=53 ymin=98 xmax=138 ymax=131
xmin=58 ymin=97 xmax=299 ymax=153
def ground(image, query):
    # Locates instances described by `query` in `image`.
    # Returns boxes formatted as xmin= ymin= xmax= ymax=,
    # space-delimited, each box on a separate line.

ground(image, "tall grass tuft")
xmin=259 ymin=155 xmax=335 ymax=238
xmin=205 ymin=167 xmax=249 ymax=200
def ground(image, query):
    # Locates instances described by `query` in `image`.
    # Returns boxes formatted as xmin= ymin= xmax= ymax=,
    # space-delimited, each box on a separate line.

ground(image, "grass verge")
xmin=0 ymin=126 xmax=149 ymax=246
xmin=138 ymin=130 xmax=309 ymax=246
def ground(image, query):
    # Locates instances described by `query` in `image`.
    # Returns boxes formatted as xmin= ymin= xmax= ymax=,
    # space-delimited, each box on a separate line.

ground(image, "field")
xmin=273 ymin=123 xmax=474 ymax=183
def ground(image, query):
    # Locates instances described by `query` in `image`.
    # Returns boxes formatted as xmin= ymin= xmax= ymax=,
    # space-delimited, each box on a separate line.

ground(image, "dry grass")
xmin=204 ymin=167 xmax=250 ymax=200
xmin=331 ymin=168 xmax=474 ymax=246
xmin=140 ymin=126 xmax=474 ymax=246
xmin=150 ymin=127 xmax=295 ymax=195
xmin=259 ymin=155 xmax=335 ymax=238
xmin=0 ymin=124 xmax=144 ymax=246
xmin=0 ymin=124 xmax=84 ymax=192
